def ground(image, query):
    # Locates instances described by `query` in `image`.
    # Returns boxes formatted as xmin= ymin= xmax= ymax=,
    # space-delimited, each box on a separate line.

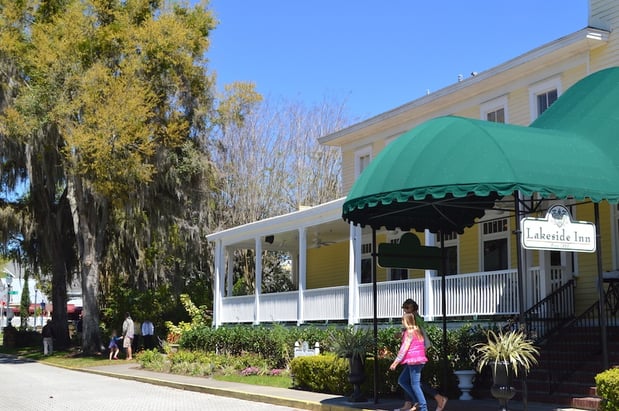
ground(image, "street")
xmin=0 ymin=355 xmax=306 ymax=411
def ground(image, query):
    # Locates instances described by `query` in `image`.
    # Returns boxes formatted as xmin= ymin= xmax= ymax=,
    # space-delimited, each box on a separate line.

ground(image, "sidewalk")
xmin=80 ymin=361 xmax=588 ymax=411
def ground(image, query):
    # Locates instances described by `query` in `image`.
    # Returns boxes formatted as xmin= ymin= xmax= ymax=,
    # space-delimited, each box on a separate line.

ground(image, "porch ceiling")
xmin=206 ymin=198 xmax=351 ymax=251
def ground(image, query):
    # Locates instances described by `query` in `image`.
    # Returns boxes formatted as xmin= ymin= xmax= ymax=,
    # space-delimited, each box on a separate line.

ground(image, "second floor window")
xmin=481 ymin=95 xmax=508 ymax=124
xmin=537 ymin=89 xmax=558 ymax=116
xmin=355 ymin=146 xmax=372 ymax=179
xmin=530 ymin=77 xmax=561 ymax=121
xmin=486 ymin=108 xmax=505 ymax=123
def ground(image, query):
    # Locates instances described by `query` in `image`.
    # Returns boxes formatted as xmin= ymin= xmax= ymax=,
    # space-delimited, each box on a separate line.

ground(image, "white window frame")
xmin=354 ymin=146 xmax=372 ymax=179
xmin=361 ymin=236 xmax=373 ymax=284
xmin=529 ymin=76 xmax=562 ymax=121
xmin=479 ymin=211 xmax=511 ymax=271
xmin=480 ymin=95 xmax=509 ymax=123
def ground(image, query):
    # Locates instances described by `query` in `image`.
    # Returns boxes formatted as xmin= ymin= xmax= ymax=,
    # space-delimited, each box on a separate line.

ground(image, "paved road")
xmin=0 ymin=356 xmax=306 ymax=411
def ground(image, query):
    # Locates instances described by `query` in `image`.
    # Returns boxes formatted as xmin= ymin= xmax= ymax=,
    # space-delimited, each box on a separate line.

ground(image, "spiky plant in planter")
xmin=474 ymin=330 xmax=539 ymax=376
xmin=328 ymin=326 xmax=375 ymax=402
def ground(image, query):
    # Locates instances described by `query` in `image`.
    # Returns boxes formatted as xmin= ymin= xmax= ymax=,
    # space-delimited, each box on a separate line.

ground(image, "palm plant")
xmin=328 ymin=326 xmax=375 ymax=361
xmin=474 ymin=330 xmax=539 ymax=377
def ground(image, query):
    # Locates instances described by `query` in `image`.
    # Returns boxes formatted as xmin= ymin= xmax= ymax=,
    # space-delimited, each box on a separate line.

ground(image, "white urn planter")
xmin=454 ymin=369 xmax=476 ymax=400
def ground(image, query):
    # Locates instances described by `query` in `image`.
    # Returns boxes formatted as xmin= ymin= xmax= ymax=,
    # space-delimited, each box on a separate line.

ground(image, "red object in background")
xmin=27 ymin=303 xmax=80 ymax=314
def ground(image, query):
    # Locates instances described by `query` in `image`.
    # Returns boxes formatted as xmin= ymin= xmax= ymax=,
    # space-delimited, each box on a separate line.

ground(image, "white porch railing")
xmin=359 ymin=279 xmax=425 ymax=320
xmin=303 ymin=286 xmax=348 ymax=322
xmin=218 ymin=267 xmax=564 ymax=325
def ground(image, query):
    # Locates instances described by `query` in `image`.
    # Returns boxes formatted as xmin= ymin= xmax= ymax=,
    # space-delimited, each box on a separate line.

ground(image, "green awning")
xmin=531 ymin=67 xmax=619 ymax=166
xmin=343 ymin=67 xmax=619 ymax=233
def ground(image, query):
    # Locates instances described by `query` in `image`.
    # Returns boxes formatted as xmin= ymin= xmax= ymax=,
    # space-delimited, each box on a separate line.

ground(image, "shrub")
xmin=596 ymin=367 xmax=619 ymax=411
xmin=180 ymin=323 xmax=332 ymax=368
xmin=161 ymin=318 xmax=502 ymax=399
xmin=290 ymin=354 xmax=399 ymax=397
xmin=290 ymin=353 xmax=349 ymax=394
xmin=136 ymin=349 xmax=168 ymax=372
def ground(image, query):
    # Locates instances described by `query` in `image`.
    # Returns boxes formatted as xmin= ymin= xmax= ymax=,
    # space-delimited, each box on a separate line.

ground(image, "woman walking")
xmin=390 ymin=313 xmax=428 ymax=411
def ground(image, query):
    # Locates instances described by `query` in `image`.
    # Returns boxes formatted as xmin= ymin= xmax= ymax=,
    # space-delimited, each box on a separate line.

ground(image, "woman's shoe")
xmin=398 ymin=401 xmax=413 ymax=411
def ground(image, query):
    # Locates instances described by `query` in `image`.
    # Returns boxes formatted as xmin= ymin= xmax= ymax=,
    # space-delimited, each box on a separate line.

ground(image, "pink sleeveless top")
xmin=400 ymin=331 xmax=428 ymax=365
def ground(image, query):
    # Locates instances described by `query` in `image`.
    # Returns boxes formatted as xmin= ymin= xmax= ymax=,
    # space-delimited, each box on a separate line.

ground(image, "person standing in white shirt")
xmin=122 ymin=312 xmax=135 ymax=360
xmin=141 ymin=319 xmax=155 ymax=350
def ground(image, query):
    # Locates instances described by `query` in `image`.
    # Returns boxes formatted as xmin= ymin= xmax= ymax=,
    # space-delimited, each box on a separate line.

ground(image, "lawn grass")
xmin=0 ymin=343 xmax=293 ymax=390
xmin=214 ymin=373 xmax=293 ymax=388
xmin=0 ymin=345 xmax=123 ymax=368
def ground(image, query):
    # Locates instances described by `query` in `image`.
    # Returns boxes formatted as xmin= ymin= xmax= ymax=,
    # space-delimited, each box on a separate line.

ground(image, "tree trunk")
xmin=25 ymin=144 xmax=72 ymax=349
xmin=50 ymin=256 xmax=70 ymax=349
xmin=67 ymin=176 xmax=107 ymax=354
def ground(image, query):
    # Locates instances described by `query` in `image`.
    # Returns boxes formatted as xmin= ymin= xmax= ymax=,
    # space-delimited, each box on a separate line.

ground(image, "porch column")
xmin=424 ymin=229 xmax=436 ymax=321
xmin=254 ymin=238 xmax=262 ymax=325
xmin=348 ymin=223 xmax=361 ymax=324
xmin=213 ymin=239 xmax=223 ymax=328
xmin=539 ymin=251 xmax=551 ymax=305
xmin=226 ymin=250 xmax=234 ymax=297
xmin=297 ymin=227 xmax=307 ymax=325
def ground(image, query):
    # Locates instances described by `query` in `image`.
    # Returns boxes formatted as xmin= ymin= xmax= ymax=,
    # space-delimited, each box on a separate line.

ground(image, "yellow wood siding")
xmin=306 ymin=242 xmax=349 ymax=288
xmin=452 ymin=105 xmax=479 ymax=119
xmin=342 ymin=150 xmax=355 ymax=194
xmin=562 ymin=65 xmax=588 ymax=92
xmin=457 ymin=226 xmax=479 ymax=273
xmin=508 ymin=88 xmax=531 ymax=125
xmin=568 ymin=202 xmax=614 ymax=313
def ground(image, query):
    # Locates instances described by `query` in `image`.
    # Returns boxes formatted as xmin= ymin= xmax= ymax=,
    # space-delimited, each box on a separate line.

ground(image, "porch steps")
xmin=570 ymin=387 xmax=602 ymax=411
xmin=511 ymin=326 xmax=619 ymax=411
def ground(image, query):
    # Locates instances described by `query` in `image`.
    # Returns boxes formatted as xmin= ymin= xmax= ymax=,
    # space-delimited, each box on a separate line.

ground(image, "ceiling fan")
xmin=313 ymin=233 xmax=336 ymax=248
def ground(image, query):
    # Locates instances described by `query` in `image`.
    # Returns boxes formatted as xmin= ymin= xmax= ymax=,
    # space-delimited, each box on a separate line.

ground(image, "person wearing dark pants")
xmin=141 ymin=319 xmax=155 ymax=350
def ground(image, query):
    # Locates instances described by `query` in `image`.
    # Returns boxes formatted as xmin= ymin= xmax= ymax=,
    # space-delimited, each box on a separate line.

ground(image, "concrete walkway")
xmin=76 ymin=361 xmax=589 ymax=411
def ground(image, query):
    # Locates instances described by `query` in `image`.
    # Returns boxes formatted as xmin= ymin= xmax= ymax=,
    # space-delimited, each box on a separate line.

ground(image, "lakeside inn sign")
xmin=521 ymin=204 xmax=596 ymax=252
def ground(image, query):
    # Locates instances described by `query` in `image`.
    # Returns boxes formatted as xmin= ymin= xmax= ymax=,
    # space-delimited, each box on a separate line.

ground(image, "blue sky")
xmin=206 ymin=1 xmax=587 ymax=121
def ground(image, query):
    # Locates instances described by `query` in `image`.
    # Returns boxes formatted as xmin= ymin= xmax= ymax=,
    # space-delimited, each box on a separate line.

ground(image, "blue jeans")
xmin=398 ymin=363 xmax=427 ymax=411
xmin=402 ymin=376 xmax=438 ymax=402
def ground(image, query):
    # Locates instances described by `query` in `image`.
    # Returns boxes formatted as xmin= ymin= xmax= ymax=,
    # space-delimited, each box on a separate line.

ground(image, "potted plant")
xmin=329 ymin=326 xmax=375 ymax=402
xmin=474 ymin=330 xmax=539 ymax=411
xmin=450 ymin=324 xmax=484 ymax=400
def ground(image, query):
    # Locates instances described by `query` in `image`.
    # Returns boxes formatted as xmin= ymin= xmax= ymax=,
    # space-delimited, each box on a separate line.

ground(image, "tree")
xmin=0 ymin=0 xmax=256 ymax=353
xmin=211 ymin=96 xmax=350 ymax=293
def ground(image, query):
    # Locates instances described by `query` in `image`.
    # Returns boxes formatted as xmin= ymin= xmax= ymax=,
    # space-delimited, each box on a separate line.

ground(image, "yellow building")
xmin=207 ymin=2 xmax=619 ymax=405
xmin=208 ymin=0 xmax=619 ymax=330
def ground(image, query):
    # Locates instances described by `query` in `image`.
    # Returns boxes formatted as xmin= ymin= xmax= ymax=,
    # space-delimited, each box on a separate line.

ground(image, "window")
xmin=537 ymin=90 xmax=558 ymax=116
xmin=481 ymin=96 xmax=508 ymax=123
xmin=481 ymin=217 xmax=509 ymax=271
xmin=354 ymin=146 xmax=372 ymax=178
xmin=529 ymin=77 xmax=562 ymax=121
xmin=441 ymin=231 xmax=459 ymax=274
xmin=486 ymin=108 xmax=505 ymax=123
xmin=361 ymin=242 xmax=372 ymax=283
